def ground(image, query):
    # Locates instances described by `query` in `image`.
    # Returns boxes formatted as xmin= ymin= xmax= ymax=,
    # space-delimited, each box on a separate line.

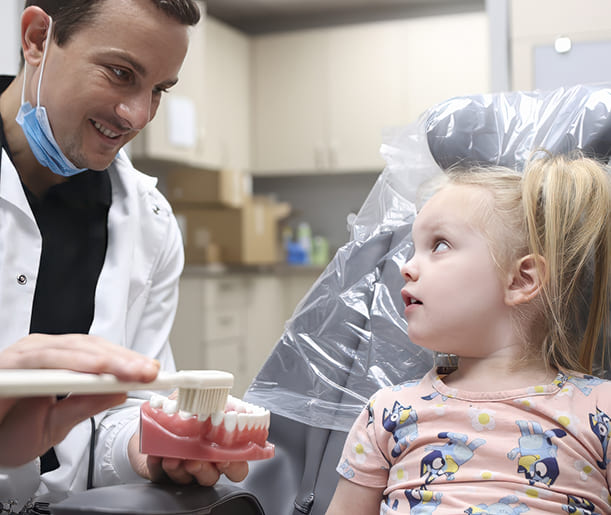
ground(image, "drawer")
xmin=201 ymin=277 xmax=244 ymax=308
xmin=202 ymin=307 xmax=243 ymax=341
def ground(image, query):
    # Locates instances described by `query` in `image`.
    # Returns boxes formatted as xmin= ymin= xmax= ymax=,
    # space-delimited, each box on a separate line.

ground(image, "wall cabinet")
xmin=131 ymin=13 xmax=251 ymax=172
xmin=170 ymin=270 xmax=320 ymax=397
xmin=251 ymin=12 xmax=490 ymax=175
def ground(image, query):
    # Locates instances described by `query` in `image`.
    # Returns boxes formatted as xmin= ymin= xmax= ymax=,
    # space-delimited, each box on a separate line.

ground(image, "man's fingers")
xmin=0 ymin=334 xmax=160 ymax=382
xmin=0 ymin=398 xmax=17 ymax=421
xmin=217 ymin=461 xmax=249 ymax=482
xmin=161 ymin=458 xmax=197 ymax=485
xmin=185 ymin=460 xmax=222 ymax=486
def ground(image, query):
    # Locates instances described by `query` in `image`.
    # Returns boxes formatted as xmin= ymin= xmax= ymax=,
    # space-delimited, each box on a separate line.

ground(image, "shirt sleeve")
xmin=336 ymin=394 xmax=390 ymax=489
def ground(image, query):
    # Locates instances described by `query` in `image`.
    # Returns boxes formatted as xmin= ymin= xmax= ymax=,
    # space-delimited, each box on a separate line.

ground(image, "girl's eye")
xmin=432 ymin=240 xmax=450 ymax=253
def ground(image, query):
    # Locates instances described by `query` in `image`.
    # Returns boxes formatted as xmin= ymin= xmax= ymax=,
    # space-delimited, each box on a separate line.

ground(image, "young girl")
xmin=326 ymin=154 xmax=611 ymax=514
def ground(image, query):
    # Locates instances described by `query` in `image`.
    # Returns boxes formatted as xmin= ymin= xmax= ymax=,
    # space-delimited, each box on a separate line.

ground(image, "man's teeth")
xmin=93 ymin=121 xmax=120 ymax=138
xmin=150 ymin=393 xmax=270 ymax=430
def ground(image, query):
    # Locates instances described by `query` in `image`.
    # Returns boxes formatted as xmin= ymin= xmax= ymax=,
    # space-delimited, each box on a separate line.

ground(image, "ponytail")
xmin=522 ymin=154 xmax=610 ymax=373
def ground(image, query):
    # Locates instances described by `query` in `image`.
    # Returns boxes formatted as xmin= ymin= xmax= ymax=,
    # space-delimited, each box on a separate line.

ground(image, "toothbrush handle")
xmin=0 ymin=369 xmax=233 ymax=397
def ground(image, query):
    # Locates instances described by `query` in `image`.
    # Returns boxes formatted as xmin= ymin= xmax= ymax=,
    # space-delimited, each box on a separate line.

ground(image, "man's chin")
xmin=75 ymin=155 xmax=117 ymax=172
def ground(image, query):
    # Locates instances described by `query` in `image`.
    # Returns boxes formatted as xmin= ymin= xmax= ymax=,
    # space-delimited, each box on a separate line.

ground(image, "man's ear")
xmin=21 ymin=7 xmax=52 ymax=67
xmin=505 ymin=254 xmax=547 ymax=306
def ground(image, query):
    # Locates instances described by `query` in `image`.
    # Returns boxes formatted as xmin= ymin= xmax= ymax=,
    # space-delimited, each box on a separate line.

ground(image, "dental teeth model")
xmin=140 ymin=394 xmax=275 ymax=461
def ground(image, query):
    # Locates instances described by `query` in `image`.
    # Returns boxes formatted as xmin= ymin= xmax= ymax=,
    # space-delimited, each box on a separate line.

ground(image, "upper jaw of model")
xmin=150 ymin=393 xmax=270 ymax=430
xmin=140 ymin=393 xmax=275 ymax=461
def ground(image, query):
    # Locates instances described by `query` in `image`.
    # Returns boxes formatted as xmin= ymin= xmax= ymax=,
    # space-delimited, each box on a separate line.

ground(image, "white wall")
xmin=0 ymin=1 xmax=23 ymax=75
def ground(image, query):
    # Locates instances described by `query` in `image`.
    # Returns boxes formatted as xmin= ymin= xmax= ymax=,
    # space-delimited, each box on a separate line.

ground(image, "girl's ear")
xmin=505 ymin=254 xmax=547 ymax=306
xmin=21 ymin=7 xmax=52 ymax=67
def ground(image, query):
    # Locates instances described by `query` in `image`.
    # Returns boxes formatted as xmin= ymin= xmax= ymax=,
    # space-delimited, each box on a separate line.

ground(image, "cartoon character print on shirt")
xmin=420 ymin=432 xmax=485 ymax=484
xmin=464 ymin=495 xmax=529 ymax=514
xmin=562 ymin=494 xmax=600 ymax=515
xmin=507 ymin=420 xmax=566 ymax=486
xmin=366 ymin=397 xmax=376 ymax=426
xmin=561 ymin=374 xmax=606 ymax=396
xmin=382 ymin=400 xmax=419 ymax=458
xmin=380 ymin=497 xmax=399 ymax=513
xmin=588 ymin=407 xmax=610 ymax=469
xmin=402 ymin=488 xmax=443 ymax=514
xmin=337 ymin=458 xmax=355 ymax=480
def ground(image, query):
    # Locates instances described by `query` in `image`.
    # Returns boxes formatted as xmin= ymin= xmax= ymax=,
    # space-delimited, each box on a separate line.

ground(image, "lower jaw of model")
xmin=140 ymin=394 xmax=275 ymax=461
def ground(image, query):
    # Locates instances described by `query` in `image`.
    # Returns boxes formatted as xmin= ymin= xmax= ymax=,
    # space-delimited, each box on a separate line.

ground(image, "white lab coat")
xmin=0 ymin=148 xmax=184 ymax=505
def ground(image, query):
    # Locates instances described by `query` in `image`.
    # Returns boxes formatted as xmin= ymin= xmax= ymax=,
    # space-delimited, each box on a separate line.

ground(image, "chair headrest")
xmin=425 ymin=84 xmax=611 ymax=170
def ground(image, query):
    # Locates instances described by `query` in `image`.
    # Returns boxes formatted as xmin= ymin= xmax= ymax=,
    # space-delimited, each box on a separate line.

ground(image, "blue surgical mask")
xmin=16 ymin=17 xmax=87 ymax=177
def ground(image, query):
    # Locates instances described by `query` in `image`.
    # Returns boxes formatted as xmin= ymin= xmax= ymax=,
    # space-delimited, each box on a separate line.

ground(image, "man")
xmin=0 ymin=0 xmax=247 ymax=504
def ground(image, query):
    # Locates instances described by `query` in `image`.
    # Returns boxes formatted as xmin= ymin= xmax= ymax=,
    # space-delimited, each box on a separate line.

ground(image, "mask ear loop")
xmin=20 ymin=16 xmax=53 ymax=107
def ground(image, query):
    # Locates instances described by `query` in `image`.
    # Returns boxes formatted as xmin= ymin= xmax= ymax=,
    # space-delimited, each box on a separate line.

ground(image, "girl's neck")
xmin=441 ymin=356 xmax=557 ymax=392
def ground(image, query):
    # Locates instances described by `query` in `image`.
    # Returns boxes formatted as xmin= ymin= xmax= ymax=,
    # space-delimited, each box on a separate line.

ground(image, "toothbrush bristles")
xmin=177 ymin=386 xmax=231 ymax=416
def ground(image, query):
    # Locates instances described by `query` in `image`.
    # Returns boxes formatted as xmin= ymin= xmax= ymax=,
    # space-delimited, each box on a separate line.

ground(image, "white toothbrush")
xmin=0 ymin=369 xmax=234 ymax=416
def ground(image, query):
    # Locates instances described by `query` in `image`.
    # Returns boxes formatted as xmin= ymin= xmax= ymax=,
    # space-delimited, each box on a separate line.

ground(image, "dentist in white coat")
xmin=0 ymin=0 xmax=248 ymax=506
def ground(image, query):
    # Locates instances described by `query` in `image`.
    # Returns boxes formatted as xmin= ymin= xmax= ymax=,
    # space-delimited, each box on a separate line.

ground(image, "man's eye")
xmin=110 ymin=67 xmax=130 ymax=81
xmin=432 ymin=240 xmax=450 ymax=253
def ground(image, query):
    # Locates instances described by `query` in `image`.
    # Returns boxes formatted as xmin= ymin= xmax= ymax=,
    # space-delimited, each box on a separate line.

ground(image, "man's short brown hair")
xmin=24 ymin=0 xmax=201 ymax=46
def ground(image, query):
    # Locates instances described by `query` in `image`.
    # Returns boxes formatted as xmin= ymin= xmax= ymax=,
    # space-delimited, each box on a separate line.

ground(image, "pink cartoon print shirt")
xmin=337 ymin=369 xmax=611 ymax=514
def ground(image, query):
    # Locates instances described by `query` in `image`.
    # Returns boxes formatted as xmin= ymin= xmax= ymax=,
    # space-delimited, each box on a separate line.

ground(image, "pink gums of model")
xmin=140 ymin=394 xmax=275 ymax=461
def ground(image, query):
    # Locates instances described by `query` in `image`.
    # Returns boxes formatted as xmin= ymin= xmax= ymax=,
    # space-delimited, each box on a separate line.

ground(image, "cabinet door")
xmin=244 ymin=276 xmax=284 ymax=386
xmin=326 ymin=22 xmax=406 ymax=172
xmin=170 ymin=277 xmax=204 ymax=370
xmin=400 ymin=12 xmax=490 ymax=118
xmin=201 ymin=18 xmax=251 ymax=171
xmin=252 ymin=30 xmax=328 ymax=174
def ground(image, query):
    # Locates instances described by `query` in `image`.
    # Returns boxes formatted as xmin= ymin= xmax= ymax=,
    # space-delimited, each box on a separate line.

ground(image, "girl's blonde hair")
xmin=433 ymin=154 xmax=610 ymax=373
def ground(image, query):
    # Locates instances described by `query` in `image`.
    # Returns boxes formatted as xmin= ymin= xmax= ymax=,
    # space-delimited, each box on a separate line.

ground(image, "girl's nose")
xmin=401 ymin=255 xmax=418 ymax=282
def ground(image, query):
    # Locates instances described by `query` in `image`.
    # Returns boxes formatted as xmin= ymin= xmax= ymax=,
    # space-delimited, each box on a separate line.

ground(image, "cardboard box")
xmin=174 ymin=197 xmax=279 ymax=265
xmin=166 ymin=167 xmax=249 ymax=208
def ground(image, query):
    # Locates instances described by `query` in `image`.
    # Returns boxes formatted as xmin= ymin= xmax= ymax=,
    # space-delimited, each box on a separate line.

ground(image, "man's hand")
xmin=0 ymin=334 xmax=160 ymax=467
xmin=128 ymin=432 xmax=249 ymax=486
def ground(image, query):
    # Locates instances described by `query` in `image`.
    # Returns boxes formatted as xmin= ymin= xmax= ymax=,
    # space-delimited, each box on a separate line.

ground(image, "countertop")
xmin=182 ymin=263 xmax=326 ymax=277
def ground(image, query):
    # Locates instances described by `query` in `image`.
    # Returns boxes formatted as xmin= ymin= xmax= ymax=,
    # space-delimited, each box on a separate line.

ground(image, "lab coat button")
xmin=152 ymin=205 xmax=160 ymax=215
xmin=17 ymin=274 xmax=27 ymax=285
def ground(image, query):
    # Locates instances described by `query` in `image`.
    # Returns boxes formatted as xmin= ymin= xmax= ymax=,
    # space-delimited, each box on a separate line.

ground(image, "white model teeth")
xmin=151 ymin=393 xmax=270 ymax=429
xmin=210 ymin=411 xmax=224 ymax=426
xmin=162 ymin=398 xmax=178 ymax=414
xmin=224 ymin=412 xmax=238 ymax=432
xmin=93 ymin=121 xmax=120 ymax=138
xmin=150 ymin=394 xmax=165 ymax=409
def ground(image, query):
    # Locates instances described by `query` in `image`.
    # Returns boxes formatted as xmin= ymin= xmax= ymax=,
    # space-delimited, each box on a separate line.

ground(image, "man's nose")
xmin=115 ymin=92 xmax=154 ymax=131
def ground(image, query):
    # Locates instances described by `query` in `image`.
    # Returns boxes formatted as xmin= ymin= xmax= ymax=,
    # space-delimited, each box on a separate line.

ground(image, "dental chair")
xmin=46 ymin=83 xmax=611 ymax=515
